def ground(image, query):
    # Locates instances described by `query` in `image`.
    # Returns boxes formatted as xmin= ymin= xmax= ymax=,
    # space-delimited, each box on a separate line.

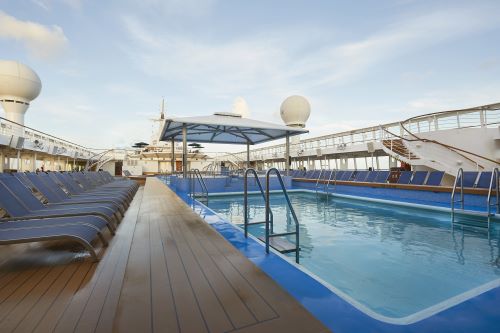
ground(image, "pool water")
xmin=207 ymin=192 xmax=500 ymax=321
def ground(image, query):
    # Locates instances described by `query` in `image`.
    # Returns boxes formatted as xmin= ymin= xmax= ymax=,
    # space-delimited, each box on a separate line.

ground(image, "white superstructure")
xmin=0 ymin=61 xmax=41 ymax=127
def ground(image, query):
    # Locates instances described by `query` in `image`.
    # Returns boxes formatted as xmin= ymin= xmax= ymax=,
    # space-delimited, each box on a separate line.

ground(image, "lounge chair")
xmin=397 ymin=171 xmax=413 ymax=184
xmin=0 ymin=178 xmax=117 ymax=234
xmin=425 ymin=171 xmax=444 ymax=186
xmin=458 ymin=171 xmax=479 ymax=188
xmin=476 ymin=171 xmax=496 ymax=189
xmin=365 ymin=171 xmax=378 ymax=182
xmin=53 ymin=172 xmax=131 ymax=204
xmin=410 ymin=171 xmax=428 ymax=185
xmin=354 ymin=171 xmax=369 ymax=182
xmin=374 ymin=171 xmax=390 ymax=183
xmin=0 ymin=220 xmax=104 ymax=261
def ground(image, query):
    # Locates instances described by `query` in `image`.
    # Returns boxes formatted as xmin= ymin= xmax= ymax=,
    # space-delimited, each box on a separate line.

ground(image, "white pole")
xmin=16 ymin=150 xmax=21 ymax=171
xmin=285 ymin=133 xmax=290 ymax=175
xmin=182 ymin=124 xmax=187 ymax=178
xmin=171 ymin=137 xmax=175 ymax=174
xmin=31 ymin=153 xmax=37 ymax=172
xmin=246 ymin=141 xmax=250 ymax=169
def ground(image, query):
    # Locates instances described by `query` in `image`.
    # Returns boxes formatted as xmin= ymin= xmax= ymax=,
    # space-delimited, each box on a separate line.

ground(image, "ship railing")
xmin=0 ymin=116 xmax=94 ymax=158
xmin=222 ymin=102 xmax=500 ymax=162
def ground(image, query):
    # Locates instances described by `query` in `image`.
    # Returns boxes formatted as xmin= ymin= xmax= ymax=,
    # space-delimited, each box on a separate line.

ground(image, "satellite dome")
xmin=280 ymin=95 xmax=311 ymax=128
xmin=0 ymin=60 xmax=42 ymax=125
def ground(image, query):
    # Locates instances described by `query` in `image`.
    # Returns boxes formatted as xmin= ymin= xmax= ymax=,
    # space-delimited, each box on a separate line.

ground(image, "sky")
xmin=0 ymin=0 xmax=499 ymax=152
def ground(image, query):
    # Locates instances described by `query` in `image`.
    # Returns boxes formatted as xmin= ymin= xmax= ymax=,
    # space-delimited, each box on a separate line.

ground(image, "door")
xmin=115 ymin=161 xmax=123 ymax=176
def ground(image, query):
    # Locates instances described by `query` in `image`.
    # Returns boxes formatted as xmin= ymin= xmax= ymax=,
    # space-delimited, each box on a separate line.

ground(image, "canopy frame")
xmin=159 ymin=113 xmax=308 ymax=177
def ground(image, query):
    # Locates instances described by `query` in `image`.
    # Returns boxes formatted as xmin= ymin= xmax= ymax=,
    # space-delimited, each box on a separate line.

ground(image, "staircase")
xmin=382 ymin=139 xmax=419 ymax=162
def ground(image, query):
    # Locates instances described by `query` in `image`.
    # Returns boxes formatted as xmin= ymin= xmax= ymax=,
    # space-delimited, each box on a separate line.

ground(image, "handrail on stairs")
xmin=451 ymin=168 xmax=464 ymax=222
xmin=487 ymin=168 xmax=499 ymax=227
xmin=189 ymin=169 xmax=208 ymax=205
xmin=243 ymin=168 xmax=274 ymax=238
xmin=265 ymin=168 xmax=300 ymax=263
xmin=325 ymin=169 xmax=337 ymax=194
xmin=315 ymin=169 xmax=325 ymax=193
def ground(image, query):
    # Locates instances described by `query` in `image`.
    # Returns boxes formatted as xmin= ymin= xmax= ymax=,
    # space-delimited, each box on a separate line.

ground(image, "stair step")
xmin=258 ymin=236 xmax=298 ymax=253
xmin=452 ymin=211 xmax=495 ymax=228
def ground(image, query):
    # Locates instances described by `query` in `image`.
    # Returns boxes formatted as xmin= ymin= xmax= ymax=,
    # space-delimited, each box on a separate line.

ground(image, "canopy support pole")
xmin=182 ymin=124 xmax=187 ymax=178
xmin=246 ymin=141 xmax=250 ymax=169
xmin=285 ymin=132 xmax=290 ymax=176
xmin=16 ymin=150 xmax=21 ymax=172
xmin=170 ymin=137 xmax=175 ymax=175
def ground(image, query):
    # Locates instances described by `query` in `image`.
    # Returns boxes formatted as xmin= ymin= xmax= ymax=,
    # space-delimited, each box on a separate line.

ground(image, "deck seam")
xmin=35 ymin=263 xmax=95 ymax=333
xmin=0 ymin=267 xmax=52 ymax=321
xmin=94 ymin=188 xmax=144 ymax=332
xmin=193 ymin=215 xmax=280 ymax=319
xmin=26 ymin=263 xmax=83 ymax=332
xmin=0 ymin=268 xmax=41 ymax=305
xmin=0 ymin=267 xmax=63 ymax=325
xmin=161 ymin=210 xmax=211 ymax=333
xmin=54 ymin=189 xmax=144 ymax=332
xmin=193 ymin=224 xmax=279 ymax=323
xmin=170 ymin=213 xmax=237 ymax=330
xmin=10 ymin=264 xmax=78 ymax=332
xmin=153 ymin=212 xmax=181 ymax=332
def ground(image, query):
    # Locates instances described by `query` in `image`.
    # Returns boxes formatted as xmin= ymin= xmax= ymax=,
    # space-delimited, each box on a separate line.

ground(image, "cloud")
xmin=121 ymin=0 xmax=215 ymax=18
xmin=121 ymin=4 xmax=499 ymax=100
xmin=120 ymin=15 xmax=299 ymax=98
xmin=0 ymin=11 xmax=68 ymax=59
xmin=31 ymin=0 xmax=83 ymax=11
xmin=295 ymin=5 xmax=500 ymax=88
xmin=231 ymin=97 xmax=251 ymax=117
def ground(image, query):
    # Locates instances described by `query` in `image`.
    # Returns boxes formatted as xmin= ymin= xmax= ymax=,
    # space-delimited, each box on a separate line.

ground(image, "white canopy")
xmin=159 ymin=112 xmax=308 ymax=145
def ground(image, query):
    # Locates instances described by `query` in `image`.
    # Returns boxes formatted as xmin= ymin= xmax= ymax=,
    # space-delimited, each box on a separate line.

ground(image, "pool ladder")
xmin=244 ymin=168 xmax=300 ymax=263
xmin=487 ymin=168 xmax=499 ymax=226
xmin=451 ymin=167 xmax=498 ymax=229
xmin=189 ymin=169 xmax=208 ymax=205
xmin=450 ymin=168 xmax=464 ymax=222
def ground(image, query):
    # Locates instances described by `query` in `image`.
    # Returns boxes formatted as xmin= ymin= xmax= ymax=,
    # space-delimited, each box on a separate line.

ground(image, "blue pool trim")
xmin=163 ymin=182 xmax=500 ymax=332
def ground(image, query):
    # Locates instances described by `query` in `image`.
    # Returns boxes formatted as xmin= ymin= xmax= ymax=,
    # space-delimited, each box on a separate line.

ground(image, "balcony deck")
xmin=0 ymin=178 xmax=328 ymax=333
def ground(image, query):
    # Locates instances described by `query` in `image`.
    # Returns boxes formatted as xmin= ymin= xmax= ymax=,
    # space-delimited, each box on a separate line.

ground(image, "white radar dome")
xmin=0 ymin=60 xmax=42 ymax=125
xmin=280 ymin=95 xmax=310 ymax=128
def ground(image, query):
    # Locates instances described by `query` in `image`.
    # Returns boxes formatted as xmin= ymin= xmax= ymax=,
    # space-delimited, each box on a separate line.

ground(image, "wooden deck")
xmin=0 ymin=178 xmax=329 ymax=333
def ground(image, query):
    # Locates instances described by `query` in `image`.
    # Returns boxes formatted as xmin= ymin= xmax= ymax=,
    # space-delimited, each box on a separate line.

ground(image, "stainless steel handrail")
xmin=487 ymin=168 xmax=499 ymax=227
xmin=315 ymin=169 xmax=325 ymax=193
xmin=266 ymin=168 xmax=300 ymax=263
xmin=324 ymin=169 xmax=337 ymax=194
xmin=189 ymin=168 xmax=208 ymax=205
xmin=451 ymin=168 xmax=464 ymax=222
xmin=243 ymin=168 xmax=273 ymax=238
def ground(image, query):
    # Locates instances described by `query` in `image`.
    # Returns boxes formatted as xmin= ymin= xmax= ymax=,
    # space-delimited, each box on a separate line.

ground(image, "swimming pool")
xmin=207 ymin=191 xmax=500 ymax=323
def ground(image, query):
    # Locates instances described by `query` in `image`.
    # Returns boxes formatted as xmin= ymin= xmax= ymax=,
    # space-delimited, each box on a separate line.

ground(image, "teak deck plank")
xmin=0 ymin=178 xmax=329 ymax=333
xmin=149 ymin=214 xmax=179 ymax=333
xmin=23 ymin=263 xmax=92 ymax=333
xmin=155 ymin=209 xmax=209 ymax=333
xmin=4 ymin=264 xmax=77 ymax=332
xmin=175 ymin=213 xmax=257 ymax=329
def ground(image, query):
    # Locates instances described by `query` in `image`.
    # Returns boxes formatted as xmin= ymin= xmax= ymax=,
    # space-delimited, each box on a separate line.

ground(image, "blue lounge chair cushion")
xmin=397 ymin=171 xmax=413 ymax=184
xmin=410 ymin=171 xmax=428 ymax=185
xmin=425 ymin=171 xmax=444 ymax=186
